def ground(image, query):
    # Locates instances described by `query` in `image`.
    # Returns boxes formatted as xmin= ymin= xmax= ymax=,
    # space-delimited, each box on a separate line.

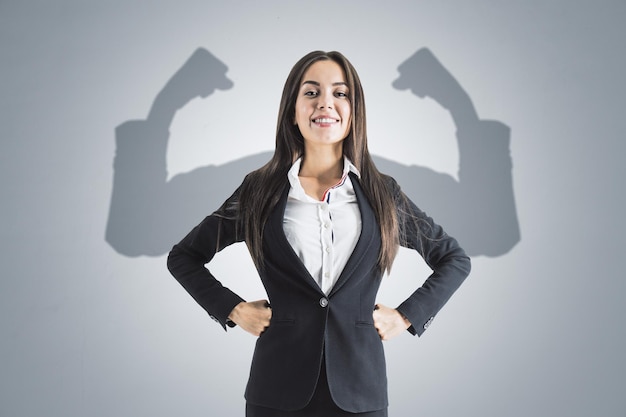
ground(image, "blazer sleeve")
xmin=390 ymin=177 xmax=472 ymax=336
xmin=167 ymin=183 xmax=247 ymax=330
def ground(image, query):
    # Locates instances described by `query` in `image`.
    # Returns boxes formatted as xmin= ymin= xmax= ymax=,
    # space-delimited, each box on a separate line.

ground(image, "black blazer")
xmin=167 ymin=174 xmax=471 ymax=413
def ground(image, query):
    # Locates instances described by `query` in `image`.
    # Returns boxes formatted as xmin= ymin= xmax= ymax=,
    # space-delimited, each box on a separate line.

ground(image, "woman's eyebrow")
xmin=301 ymin=80 xmax=348 ymax=87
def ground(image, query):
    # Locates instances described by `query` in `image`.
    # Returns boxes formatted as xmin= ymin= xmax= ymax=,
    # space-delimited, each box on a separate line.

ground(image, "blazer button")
xmin=319 ymin=297 xmax=329 ymax=308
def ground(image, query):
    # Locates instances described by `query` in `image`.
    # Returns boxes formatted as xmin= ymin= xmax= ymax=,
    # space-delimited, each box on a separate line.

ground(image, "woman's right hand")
xmin=228 ymin=300 xmax=272 ymax=336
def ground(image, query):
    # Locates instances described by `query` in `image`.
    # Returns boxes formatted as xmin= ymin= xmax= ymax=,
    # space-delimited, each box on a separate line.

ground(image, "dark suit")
xmin=167 ymin=174 xmax=471 ymax=413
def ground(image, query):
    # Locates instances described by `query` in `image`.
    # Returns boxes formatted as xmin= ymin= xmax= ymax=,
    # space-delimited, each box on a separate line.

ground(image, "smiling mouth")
xmin=313 ymin=118 xmax=338 ymax=124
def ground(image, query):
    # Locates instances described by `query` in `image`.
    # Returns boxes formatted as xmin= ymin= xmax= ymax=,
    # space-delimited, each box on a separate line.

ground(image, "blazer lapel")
xmin=266 ymin=181 xmax=325 ymax=294
xmin=328 ymin=174 xmax=379 ymax=297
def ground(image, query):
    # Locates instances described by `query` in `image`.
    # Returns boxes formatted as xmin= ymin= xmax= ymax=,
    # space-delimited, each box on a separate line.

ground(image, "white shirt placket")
xmin=318 ymin=201 xmax=334 ymax=295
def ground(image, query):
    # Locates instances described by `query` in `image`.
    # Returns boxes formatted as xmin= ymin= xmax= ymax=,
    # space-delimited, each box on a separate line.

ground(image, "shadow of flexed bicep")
xmin=105 ymin=49 xmax=265 ymax=257
xmin=389 ymin=48 xmax=520 ymax=256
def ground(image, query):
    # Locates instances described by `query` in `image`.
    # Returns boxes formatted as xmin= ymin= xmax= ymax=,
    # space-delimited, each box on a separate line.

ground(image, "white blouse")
xmin=283 ymin=157 xmax=362 ymax=295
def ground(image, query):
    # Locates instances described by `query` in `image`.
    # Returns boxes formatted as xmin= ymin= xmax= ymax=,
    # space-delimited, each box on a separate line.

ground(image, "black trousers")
xmin=246 ymin=358 xmax=388 ymax=417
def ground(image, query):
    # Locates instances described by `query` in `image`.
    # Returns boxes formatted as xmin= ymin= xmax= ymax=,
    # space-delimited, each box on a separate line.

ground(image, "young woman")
xmin=167 ymin=50 xmax=471 ymax=417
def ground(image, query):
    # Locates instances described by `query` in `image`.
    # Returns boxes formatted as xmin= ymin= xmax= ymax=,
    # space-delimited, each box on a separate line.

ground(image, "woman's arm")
xmin=390 ymin=178 xmax=472 ymax=336
xmin=167 ymin=188 xmax=247 ymax=330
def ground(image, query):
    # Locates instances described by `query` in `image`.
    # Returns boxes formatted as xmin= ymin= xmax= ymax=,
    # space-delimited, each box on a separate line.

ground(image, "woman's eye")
xmin=304 ymin=91 xmax=318 ymax=97
xmin=335 ymin=91 xmax=348 ymax=98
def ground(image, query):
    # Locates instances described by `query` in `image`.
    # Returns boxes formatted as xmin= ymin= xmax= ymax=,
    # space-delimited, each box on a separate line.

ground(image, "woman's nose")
xmin=318 ymin=96 xmax=333 ymax=109
xmin=317 ymin=91 xmax=334 ymax=109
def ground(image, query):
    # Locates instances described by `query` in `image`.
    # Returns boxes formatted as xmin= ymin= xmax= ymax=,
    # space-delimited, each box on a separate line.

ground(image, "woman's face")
xmin=294 ymin=60 xmax=352 ymax=151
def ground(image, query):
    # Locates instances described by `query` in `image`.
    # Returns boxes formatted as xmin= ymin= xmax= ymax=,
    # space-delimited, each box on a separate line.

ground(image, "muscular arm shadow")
xmin=105 ymin=48 xmax=271 ymax=256
xmin=106 ymin=48 xmax=519 ymax=258
xmin=381 ymin=48 xmax=520 ymax=256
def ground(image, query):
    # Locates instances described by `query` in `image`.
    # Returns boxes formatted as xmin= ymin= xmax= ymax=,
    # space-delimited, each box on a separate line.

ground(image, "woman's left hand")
xmin=373 ymin=304 xmax=411 ymax=341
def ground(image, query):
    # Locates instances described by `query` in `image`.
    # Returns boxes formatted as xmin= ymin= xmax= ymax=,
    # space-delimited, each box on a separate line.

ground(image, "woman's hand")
xmin=228 ymin=300 xmax=272 ymax=336
xmin=373 ymin=304 xmax=411 ymax=341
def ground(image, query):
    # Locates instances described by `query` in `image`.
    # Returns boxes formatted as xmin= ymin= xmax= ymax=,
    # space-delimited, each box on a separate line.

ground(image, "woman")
xmin=167 ymin=51 xmax=471 ymax=416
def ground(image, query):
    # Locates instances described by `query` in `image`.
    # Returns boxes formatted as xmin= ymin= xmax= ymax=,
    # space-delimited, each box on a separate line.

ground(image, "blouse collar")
xmin=287 ymin=156 xmax=361 ymax=201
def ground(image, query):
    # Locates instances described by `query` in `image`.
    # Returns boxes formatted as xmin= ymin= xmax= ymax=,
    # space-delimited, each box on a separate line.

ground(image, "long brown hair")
xmin=238 ymin=51 xmax=399 ymax=273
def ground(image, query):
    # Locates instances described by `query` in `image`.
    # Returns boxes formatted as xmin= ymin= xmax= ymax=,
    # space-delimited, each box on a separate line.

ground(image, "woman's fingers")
xmin=373 ymin=304 xmax=411 ymax=341
xmin=228 ymin=300 xmax=272 ymax=336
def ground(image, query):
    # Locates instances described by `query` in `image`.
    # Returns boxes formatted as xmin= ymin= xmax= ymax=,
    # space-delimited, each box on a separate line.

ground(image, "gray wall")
xmin=1 ymin=1 xmax=624 ymax=416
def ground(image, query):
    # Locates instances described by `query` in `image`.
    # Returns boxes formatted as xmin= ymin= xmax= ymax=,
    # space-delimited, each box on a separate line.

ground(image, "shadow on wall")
xmin=105 ymin=48 xmax=519 ymax=258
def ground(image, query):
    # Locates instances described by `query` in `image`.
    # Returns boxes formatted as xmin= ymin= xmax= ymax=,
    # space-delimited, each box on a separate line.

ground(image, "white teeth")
xmin=314 ymin=118 xmax=336 ymax=123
